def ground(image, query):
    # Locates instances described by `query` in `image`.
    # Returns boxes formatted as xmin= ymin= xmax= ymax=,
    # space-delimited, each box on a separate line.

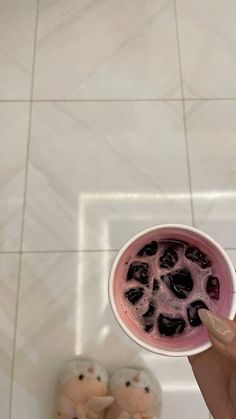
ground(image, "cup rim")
xmin=108 ymin=224 xmax=236 ymax=357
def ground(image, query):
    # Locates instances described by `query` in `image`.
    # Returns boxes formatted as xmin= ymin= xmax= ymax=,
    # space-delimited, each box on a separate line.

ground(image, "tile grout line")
xmin=3 ymin=97 xmax=236 ymax=103
xmin=29 ymin=97 xmax=236 ymax=102
xmin=0 ymin=249 xmax=119 ymax=255
xmin=20 ymin=248 xmax=119 ymax=253
xmin=8 ymin=1 xmax=40 ymax=418
xmin=173 ymin=0 xmax=196 ymax=228
xmin=182 ymin=104 xmax=196 ymax=227
xmin=1 ymin=247 xmax=236 ymax=256
xmin=0 ymin=98 xmax=183 ymax=103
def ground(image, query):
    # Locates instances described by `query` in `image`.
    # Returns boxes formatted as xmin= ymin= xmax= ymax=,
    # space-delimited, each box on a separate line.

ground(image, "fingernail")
xmin=199 ymin=309 xmax=236 ymax=345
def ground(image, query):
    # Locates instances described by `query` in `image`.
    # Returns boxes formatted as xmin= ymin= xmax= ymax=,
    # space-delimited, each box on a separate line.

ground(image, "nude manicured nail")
xmin=198 ymin=309 xmax=236 ymax=345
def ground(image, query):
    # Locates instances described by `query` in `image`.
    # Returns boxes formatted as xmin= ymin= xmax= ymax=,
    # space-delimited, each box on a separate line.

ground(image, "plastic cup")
xmin=109 ymin=224 xmax=236 ymax=357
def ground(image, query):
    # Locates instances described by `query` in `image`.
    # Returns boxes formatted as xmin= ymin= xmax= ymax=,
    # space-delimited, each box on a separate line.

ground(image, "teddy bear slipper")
xmin=106 ymin=368 xmax=161 ymax=419
xmin=54 ymin=359 xmax=114 ymax=419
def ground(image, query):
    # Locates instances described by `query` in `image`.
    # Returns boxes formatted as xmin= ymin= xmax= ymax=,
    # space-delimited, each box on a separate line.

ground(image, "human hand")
xmin=188 ymin=310 xmax=236 ymax=419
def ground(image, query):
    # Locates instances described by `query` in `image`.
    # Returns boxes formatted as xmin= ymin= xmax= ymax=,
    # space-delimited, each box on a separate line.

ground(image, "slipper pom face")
xmin=59 ymin=359 xmax=108 ymax=385
xmin=110 ymin=368 xmax=153 ymax=392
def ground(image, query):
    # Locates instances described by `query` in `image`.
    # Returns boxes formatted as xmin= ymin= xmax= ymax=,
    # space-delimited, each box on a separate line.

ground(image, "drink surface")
xmin=113 ymin=232 xmax=232 ymax=351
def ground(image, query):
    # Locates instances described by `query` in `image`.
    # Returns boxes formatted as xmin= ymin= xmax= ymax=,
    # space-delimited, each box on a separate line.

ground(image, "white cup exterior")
xmin=108 ymin=224 xmax=236 ymax=357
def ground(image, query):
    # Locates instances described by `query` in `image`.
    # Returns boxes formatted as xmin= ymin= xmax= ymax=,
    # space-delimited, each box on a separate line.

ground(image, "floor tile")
xmin=34 ymin=0 xmax=181 ymax=99
xmin=161 ymin=389 xmax=209 ymax=419
xmin=225 ymin=250 xmax=236 ymax=268
xmin=11 ymin=251 xmax=208 ymax=419
xmin=185 ymin=100 xmax=236 ymax=248
xmin=176 ymin=0 xmax=236 ymax=98
xmin=0 ymin=254 xmax=19 ymax=418
xmin=23 ymin=101 xmax=191 ymax=251
xmin=0 ymin=0 xmax=37 ymax=99
xmin=0 ymin=102 xmax=29 ymax=251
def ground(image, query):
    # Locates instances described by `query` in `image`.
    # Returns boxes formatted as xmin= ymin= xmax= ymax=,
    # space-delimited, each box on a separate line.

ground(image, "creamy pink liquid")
xmin=113 ymin=228 xmax=233 ymax=352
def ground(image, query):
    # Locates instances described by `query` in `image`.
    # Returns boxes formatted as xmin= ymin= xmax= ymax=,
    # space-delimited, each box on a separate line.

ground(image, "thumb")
xmin=199 ymin=309 xmax=236 ymax=361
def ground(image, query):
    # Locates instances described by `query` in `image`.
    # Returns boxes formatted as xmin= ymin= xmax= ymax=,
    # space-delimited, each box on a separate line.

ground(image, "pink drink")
xmin=110 ymin=225 xmax=236 ymax=355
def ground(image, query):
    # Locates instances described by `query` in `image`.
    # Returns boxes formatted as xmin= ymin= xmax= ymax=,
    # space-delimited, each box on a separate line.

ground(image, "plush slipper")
xmin=54 ymin=359 xmax=114 ymax=419
xmin=106 ymin=368 xmax=161 ymax=419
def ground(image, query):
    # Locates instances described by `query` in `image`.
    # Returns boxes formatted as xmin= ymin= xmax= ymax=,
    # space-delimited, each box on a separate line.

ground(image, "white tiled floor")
xmin=176 ymin=0 xmax=236 ymax=98
xmin=0 ymin=254 xmax=19 ymax=419
xmin=0 ymin=0 xmax=37 ymax=100
xmin=1 ymin=1 xmax=236 ymax=419
xmin=23 ymin=101 xmax=191 ymax=251
xmin=34 ymin=0 xmax=181 ymax=99
xmin=185 ymin=100 xmax=236 ymax=248
xmin=11 ymin=252 xmax=208 ymax=419
xmin=0 ymin=103 xmax=29 ymax=251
